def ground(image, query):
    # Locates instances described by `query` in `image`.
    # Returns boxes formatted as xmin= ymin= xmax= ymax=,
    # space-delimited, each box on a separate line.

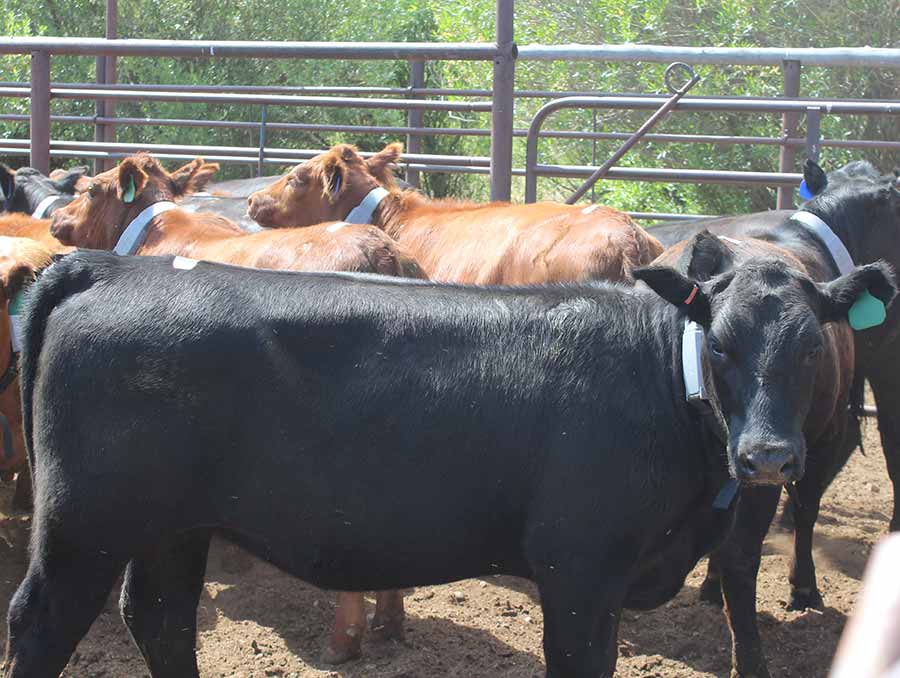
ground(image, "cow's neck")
xmin=129 ymin=208 xmax=244 ymax=257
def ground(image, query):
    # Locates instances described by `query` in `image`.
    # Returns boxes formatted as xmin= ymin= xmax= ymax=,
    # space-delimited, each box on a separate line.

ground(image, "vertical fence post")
xmin=805 ymin=106 xmax=822 ymax=165
xmin=257 ymin=105 xmax=268 ymax=177
xmin=777 ymin=59 xmax=801 ymax=209
xmin=405 ymin=60 xmax=426 ymax=189
xmin=30 ymin=51 xmax=51 ymax=174
xmin=490 ymin=0 xmax=515 ymax=202
xmin=95 ymin=0 xmax=117 ymax=173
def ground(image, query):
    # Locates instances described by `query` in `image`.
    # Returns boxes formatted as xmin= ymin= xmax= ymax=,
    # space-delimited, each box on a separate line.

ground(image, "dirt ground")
xmin=0 ymin=420 xmax=891 ymax=678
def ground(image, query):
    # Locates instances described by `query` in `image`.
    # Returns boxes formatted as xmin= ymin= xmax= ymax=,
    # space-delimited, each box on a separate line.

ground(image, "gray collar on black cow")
xmin=681 ymin=318 xmax=737 ymax=509
xmin=31 ymin=194 xmax=67 ymax=219
xmin=343 ymin=186 xmax=390 ymax=225
xmin=113 ymin=201 xmax=178 ymax=256
xmin=790 ymin=210 xmax=854 ymax=275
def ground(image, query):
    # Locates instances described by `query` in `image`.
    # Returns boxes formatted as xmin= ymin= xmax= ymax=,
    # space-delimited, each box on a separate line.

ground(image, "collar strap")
xmin=113 ymin=201 xmax=178 ymax=255
xmin=343 ymin=187 xmax=389 ymax=225
xmin=32 ymin=195 xmax=65 ymax=219
xmin=682 ymin=319 xmax=736 ymax=508
xmin=790 ymin=211 xmax=854 ymax=276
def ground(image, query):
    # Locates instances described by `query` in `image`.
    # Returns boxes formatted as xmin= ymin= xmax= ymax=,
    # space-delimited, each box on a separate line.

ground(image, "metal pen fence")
xmin=1 ymin=0 xmax=899 ymax=219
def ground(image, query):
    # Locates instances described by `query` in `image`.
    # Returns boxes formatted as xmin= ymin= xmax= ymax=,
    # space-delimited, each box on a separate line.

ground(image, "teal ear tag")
xmin=848 ymin=290 xmax=886 ymax=331
xmin=7 ymin=289 xmax=24 ymax=316
xmin=122 ymin=176 xmax=136 ymax=204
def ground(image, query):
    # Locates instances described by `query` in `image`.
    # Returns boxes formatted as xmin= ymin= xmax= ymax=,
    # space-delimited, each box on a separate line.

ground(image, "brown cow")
xmin=0 ymin=236 xmax=55 ymax=510
xmin=49 ymin=153 xmax=420 ymax=665
xmin=0 ymin=214 xmax=72 ymax=254
xmin=247 ymin=143 xmax=663 ymax=283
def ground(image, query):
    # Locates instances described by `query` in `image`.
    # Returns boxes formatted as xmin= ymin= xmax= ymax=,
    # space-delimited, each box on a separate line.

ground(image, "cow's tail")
xmin=20 ymin=253 xmax=96 ymax=478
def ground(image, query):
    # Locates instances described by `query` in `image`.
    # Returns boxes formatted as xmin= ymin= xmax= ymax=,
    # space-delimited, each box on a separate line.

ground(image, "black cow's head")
xmin=636 ymin=237 xmax=896 ymax=485
xmin=801 ymin=159 xmax=900 ymax=283
xmin=2 ymin=166 xmax=88 ymax=215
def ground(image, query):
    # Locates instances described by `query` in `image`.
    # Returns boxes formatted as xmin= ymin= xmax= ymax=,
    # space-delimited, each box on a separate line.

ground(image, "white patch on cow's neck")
xmin=581 ymin=204 xmax=600 ymax=215
xmin=172 ymin=256 xmax=199 ymax=270
xmin=327 ymin=222 xmax=347 ymax=233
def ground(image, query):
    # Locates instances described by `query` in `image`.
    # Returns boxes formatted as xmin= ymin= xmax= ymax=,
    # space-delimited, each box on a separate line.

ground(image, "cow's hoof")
xmin=698 ymin=578 xmax=723 ymax=607
xmin=369 ymin=614 xmax=405 ymax=643
xmin=320 ymin=643 xmax=362 ymax=665
xmin=787 ymin=587 xmax=823 ymax=611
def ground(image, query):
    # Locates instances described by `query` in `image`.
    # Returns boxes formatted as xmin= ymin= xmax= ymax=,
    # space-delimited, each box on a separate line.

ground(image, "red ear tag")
xmin=683 ymin=285 xmax=699 ymax=306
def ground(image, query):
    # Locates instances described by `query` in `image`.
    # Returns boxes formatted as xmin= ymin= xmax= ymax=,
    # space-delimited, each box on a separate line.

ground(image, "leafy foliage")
xmin=1 ymin=0 xmax=897 ymax=214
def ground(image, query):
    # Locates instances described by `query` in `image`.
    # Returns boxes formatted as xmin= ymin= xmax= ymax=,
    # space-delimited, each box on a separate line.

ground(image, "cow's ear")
xmin=170 ymin=158 xmax=219 ymax=197
xmin=803 ymin=159 xmax=828 ymax=196
xmin=52 ymin=166 xmax=89 ymax=195
xmin=117 ymin=158 xmax=150 ymax=204
xmin=0 ymin=164 xmax=15 ymax=202
xmin=634 ymin=265 xmax=711 ymax=324
xmin=319 ymin=154 xmax=347 ymax=203
xmin=366 ymin=143 xmax=403 ymax=187
xmin=817 ymin=261 xmax=897 ymax=328
xmin=680 ymin=230 xmax=733 ymax=282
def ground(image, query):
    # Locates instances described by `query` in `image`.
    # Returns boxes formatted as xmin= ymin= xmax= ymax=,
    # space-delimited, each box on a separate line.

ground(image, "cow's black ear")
xmin=52 ymin=166 xmax=88 ymax=195
xmin=634 ymin=265 xmax=710 ymax=324
xmin=681 ymin=230 xmax=733 ymax=282
xmin=804 ymin=159 xmax=828 ymax=196
xmin=817 ymin=261 xmax=897 ymax=324
xmin=0 ymin=164 xmax=14 ymax=203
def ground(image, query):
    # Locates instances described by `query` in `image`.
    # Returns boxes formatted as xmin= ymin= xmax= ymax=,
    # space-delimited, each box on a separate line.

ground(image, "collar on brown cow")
xmin=114 ymin=200 xmax=179 ymax=255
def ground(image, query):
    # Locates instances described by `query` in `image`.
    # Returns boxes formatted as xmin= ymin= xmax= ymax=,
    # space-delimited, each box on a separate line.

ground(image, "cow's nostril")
xmin=779 ymin=455 xmax=797 ymax=478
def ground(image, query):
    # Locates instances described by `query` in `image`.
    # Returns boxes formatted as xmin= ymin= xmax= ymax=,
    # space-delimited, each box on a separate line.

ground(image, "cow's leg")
xmin=719 ymin=485 xmax=781 ymax=678
xmin=787 ymin=428 xmax=856 ymax=611
xmin=370 ymin=589 xmax=405 ymax=642
xmin=11 ymin=470 xmax=32 ymax=511
xmin=119 ymin=530 xmax=211 ymax=678
xmin=5 ymin=553 xmax=123 ymax=678
xmin=536 ymin=558 xmax=624 ymax=678
xmin=870 ymin=373 xmax=900 ymax=532
xmin=322 ymin=591 xmax=366 ymax=664
xmin=698 ymin=554 xmax=723 ymax=606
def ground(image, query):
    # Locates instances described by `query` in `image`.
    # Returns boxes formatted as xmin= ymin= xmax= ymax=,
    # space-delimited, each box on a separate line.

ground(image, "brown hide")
xmin=50 ymin=154 xmax=424 ymax=279
xmin=247 ymin=143 xmax=663 ymax=284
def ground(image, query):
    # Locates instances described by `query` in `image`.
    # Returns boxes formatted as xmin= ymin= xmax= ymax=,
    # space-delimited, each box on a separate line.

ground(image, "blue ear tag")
xmin=848 ymin=290 xmax=886 ymax=331
xmin=122 ymin=176 xmax=136 ymax=204
xmin=798 ymin=180 xmax=814 ymax=201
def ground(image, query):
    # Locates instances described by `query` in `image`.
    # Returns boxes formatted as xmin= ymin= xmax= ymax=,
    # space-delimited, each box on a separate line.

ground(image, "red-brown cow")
xmin=49 ymin=153 xmax=422 ymax=664
xmin=0 ymin=236 xmax=55 ymax=510
xmin=0 ymin=214 xmax=72 ymax=254
xmin=247 ymin=143 xmax=663 ymax=284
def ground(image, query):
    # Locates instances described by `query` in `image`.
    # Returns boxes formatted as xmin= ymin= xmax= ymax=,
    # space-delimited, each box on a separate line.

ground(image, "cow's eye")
xmin=709 ymin=338 xmax=727 ymax=359
xmin=87 ymin=184 xmax=99 ymax=197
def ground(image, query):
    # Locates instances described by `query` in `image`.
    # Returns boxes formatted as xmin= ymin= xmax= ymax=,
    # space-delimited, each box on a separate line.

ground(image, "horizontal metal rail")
xmin=525 ymin=94 xmax=900 ymax=202
xmin=0 ymin=87 xmax=493 ymax=112
xmin=518 ymin=44 xmax=900 ymax=68
xmin=5 ymin=113 xmax=899 ymax=152
xmin=0 ymin=37 xmax=509 ymax=60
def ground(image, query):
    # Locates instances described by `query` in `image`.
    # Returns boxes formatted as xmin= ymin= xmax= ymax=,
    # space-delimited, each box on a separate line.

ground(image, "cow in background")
xmin=247 ymin=143 xmax=663 ymax=284
xmin=0 ymin=236 xmax=54 ymax=510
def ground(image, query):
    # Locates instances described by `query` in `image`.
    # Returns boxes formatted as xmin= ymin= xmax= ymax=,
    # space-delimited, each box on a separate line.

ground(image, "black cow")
xmin=0 ymin=165 xmax=88 ymax=216
xmin=647 ymin=159 xmax=900 ymax=676
xmin=7 ymin=249 xmax=893 ymax=678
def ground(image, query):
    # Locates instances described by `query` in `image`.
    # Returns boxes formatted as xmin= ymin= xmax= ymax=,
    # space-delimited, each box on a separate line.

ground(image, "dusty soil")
xmin=0 ymin=420 xmax=891 ymax=678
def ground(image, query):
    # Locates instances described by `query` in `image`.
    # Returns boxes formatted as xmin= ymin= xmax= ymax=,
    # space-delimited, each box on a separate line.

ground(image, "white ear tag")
xmin=682 ymin=320 xmax=707 ymax=401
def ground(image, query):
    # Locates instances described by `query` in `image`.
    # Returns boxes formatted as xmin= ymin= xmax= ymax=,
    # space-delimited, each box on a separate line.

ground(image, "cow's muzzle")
xmin=736 ymin=442 xmax=803 ymax=485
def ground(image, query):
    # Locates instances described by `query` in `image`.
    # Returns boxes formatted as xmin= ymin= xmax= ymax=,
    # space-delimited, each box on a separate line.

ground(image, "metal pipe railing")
xmin=0 ymin=38 xmax=507 ymax=60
